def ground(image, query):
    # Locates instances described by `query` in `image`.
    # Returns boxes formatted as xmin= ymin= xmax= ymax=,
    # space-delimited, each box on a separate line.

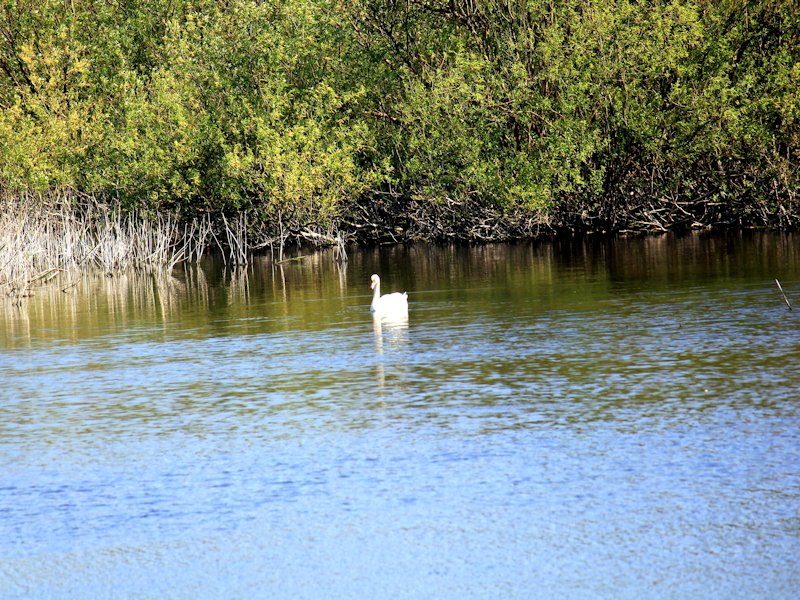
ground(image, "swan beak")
xmin=370 ymin=281 xmax=376 ymax=289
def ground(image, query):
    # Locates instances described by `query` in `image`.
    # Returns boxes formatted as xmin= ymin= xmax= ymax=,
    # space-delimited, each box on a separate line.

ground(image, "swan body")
xmin=370 ymin=274 xmax=408 ymax=316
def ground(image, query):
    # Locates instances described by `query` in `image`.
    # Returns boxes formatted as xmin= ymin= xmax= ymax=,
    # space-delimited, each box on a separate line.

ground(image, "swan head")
xmin=370 ymin=274 xmax=380 ymax=290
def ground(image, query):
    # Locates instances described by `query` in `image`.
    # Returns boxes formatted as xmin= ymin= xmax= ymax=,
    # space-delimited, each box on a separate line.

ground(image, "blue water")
xmin=2 ymin=235 xmax=799 ymax=598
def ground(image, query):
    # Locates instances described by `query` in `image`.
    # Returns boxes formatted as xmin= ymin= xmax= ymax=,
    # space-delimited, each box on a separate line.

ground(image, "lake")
xmin=1 ymin=232 xmax=799 ymax=598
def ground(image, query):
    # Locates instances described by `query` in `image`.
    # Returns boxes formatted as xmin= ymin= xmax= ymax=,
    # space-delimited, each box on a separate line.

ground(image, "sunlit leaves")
xmin=0 ymin=0 xmax=797 ymax=227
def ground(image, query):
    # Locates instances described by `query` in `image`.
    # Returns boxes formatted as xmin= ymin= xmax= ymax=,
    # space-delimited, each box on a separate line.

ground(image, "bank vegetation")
xmin=1 ymin=1 xmax=798 ymax=287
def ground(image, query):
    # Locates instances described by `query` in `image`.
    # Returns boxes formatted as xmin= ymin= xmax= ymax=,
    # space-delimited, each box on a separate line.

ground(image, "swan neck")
xmin=371 ymin=281 xmax=381 ymax=307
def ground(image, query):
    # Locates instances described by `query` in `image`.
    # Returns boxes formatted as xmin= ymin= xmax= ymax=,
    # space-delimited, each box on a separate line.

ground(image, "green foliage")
xmin=0 ymin=0 xmax=380 ymax=227
xmin=0 ymin=0 xmax=798 ymax=231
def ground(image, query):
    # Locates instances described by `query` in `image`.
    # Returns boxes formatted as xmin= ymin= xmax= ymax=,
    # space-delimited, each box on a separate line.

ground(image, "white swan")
xmin=370 ymin=274 xmax=408 ymax=316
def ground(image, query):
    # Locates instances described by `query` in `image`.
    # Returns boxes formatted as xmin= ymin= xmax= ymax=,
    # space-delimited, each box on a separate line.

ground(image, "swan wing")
xmin=372 ymin=291 xmax=408 ymax=314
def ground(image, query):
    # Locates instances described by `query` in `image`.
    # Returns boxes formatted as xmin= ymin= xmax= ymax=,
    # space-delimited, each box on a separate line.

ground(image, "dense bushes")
xmin=1 ymin=0 xmax=798 ymax=240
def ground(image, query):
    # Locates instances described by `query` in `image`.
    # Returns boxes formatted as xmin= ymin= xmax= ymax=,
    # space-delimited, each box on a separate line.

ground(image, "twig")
xmin=775 ymin=279 xmax=792 ymax=310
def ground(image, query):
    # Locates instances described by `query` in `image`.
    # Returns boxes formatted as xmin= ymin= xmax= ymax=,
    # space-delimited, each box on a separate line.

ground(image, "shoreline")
xmin=2 ymin=192 xmax=798 ymax=299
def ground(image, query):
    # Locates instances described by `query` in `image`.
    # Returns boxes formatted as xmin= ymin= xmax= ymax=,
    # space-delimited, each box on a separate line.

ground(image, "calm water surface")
xmin=1 ymin=233 xmax=799 ymax=598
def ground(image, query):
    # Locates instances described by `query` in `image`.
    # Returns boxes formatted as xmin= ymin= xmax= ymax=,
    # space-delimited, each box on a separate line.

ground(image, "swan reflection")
xmin=372 ymin=314 xmax=409 ymax=353
xmin=372 ymin=313 xmax=409 ymax=394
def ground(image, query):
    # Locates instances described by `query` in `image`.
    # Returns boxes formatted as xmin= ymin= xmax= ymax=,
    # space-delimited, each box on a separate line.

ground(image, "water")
xmin=1 ymin=232 xmax=799 ymax=598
